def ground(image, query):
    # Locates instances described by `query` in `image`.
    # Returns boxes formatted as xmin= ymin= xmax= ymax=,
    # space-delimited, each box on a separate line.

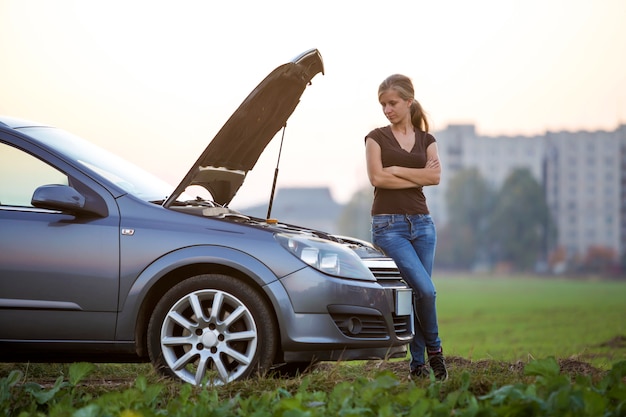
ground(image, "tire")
xmin=147 ymin=274 xmax=277 ymax=385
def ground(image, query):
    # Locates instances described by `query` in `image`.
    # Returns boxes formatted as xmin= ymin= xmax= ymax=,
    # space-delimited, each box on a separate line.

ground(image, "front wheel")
xmin=147 ymin=274 xmax=277 ymax=385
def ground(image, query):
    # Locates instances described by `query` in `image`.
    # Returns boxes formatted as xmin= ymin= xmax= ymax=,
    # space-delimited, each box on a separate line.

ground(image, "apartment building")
xmin=545 ymin=128 xmax=624 ymax=263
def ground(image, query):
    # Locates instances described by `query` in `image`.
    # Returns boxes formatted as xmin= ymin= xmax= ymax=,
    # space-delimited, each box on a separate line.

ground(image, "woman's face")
xmin=379 ymin=89 xmax=412 ymax=124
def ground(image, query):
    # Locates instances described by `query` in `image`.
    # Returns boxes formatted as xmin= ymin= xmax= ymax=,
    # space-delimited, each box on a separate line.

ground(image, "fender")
xmin=115 ymin=244 xmax=300 ymax=340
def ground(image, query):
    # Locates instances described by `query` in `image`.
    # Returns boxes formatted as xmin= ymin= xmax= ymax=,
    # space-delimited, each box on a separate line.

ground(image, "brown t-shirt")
xmin=365 ymin=126 xmax=436 ymax=215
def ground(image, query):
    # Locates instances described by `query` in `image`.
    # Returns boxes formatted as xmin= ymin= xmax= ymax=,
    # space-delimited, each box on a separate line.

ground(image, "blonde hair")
xmin=378 ymin=74 xmax=429 ymax=132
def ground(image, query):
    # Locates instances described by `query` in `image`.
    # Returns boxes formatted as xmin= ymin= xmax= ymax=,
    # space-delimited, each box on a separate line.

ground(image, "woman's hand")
xmin=425 ymin=158 xmax=440 ymax=169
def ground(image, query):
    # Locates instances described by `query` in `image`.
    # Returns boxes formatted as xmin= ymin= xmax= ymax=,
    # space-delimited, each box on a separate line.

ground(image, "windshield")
xmin=21 ymin=126 xmax=174 ymax=202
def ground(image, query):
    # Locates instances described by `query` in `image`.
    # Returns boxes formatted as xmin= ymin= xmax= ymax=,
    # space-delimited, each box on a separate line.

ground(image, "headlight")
xmin=275 ymin=233 xmax=376 ymax=281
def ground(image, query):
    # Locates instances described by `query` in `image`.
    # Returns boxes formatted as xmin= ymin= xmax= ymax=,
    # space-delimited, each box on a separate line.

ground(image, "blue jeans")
xmin=371 ymin=214 xmax=441 ymax=369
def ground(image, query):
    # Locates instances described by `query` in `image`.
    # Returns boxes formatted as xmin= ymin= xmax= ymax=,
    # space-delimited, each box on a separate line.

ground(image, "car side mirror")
xmin=31 ymin=184 xmax=87 ymax=214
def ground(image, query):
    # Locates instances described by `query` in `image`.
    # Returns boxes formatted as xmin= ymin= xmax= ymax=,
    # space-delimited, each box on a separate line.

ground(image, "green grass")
xmin=2 ymin=276 xmax=626 ymax=417
xmin=435 ymin=274 xmax=626 ymax=369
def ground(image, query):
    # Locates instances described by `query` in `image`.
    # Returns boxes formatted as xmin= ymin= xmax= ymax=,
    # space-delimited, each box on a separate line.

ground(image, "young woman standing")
xmin=364 ymin=74 xmax=447 ymax=380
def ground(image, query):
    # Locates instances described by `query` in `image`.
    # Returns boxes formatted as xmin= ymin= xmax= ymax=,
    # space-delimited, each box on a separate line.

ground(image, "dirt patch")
xmin=10 ymin=355 xmax=611 ymax=390
xmin=557 ymin=358 xmax=604 ymax=378
xmin=331 ymin=355 xmax=606 ymax=380
xmin=598 ymin=335 xmax=626 ymax=349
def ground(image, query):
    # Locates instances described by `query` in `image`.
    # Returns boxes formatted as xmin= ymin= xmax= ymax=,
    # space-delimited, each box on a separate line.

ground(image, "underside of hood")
xmin=164 ymin=49 xmax=324 ymax=208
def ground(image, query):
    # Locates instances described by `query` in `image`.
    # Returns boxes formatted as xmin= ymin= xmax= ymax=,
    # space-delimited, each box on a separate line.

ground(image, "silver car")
xmin=0 ymin=49 xmax=413 ymax=385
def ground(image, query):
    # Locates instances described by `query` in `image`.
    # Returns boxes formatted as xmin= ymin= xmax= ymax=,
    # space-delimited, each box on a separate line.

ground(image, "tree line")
xmin=338 ymin=168 xmax=555 ymax=273
xmin=436 ymin=168 xmax=554 ymax=272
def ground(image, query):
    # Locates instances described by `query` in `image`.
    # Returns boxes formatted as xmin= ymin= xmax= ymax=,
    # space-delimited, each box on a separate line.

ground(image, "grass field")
xmin=2 ymin=273 xmax=626 ymax=417
xmin=434 ymin=274 xmax=626 ymax=369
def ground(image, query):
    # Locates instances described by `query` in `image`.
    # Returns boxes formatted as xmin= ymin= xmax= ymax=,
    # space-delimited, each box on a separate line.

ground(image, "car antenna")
xmin=266 ymin=124 xmax=287 ymax=220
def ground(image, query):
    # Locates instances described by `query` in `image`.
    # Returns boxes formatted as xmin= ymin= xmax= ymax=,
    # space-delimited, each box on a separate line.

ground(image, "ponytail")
xmin=410 ymin=100 xmax=429 ymax=132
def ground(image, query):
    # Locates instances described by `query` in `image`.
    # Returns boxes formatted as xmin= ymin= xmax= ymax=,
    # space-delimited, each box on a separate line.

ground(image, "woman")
xmin=364 ymin=74 xmax=447 ymax=380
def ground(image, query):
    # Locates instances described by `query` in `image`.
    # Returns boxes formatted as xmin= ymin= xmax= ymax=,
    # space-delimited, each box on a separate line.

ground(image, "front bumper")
xmin=268 ymin=258 xmax=413 ymax=362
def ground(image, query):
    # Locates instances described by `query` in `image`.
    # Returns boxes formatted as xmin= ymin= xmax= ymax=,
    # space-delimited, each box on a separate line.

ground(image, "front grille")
xmin=392 ymin=315 xmax=412 ymax=336
xmin=362 ymin=258 xmax=408 ymax=287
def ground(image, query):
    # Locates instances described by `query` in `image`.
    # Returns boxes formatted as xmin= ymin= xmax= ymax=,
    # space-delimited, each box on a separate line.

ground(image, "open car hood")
xmin=164 ymin=49 xmax=324 ymax=208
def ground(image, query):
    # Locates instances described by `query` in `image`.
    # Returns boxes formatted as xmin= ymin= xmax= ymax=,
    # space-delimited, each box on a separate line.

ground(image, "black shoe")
xmin=408 ymin=364 xmax=429 ymax=380
xmin=428 ymin=352 xmax=448 ymax=381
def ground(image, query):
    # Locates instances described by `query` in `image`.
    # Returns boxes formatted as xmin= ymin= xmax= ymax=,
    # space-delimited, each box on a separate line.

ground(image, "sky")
xmin=1 ymin=0 xmax=625 ymax=208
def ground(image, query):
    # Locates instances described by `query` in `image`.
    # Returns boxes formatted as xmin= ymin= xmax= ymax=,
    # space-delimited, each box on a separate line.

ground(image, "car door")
xmin=0 ymin=139 xmax=120 ymax=341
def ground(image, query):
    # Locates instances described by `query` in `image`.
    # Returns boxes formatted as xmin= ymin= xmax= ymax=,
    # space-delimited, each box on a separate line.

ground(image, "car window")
xmin=0 ymin=142 xmax=68 ymax=207
xmin=19 ymin=126 xmax=174 ymax=202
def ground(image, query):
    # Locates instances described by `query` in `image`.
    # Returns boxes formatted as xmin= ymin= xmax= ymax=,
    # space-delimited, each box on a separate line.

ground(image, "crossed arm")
xmin=365 ymin=138 xmax=441 ymax=189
